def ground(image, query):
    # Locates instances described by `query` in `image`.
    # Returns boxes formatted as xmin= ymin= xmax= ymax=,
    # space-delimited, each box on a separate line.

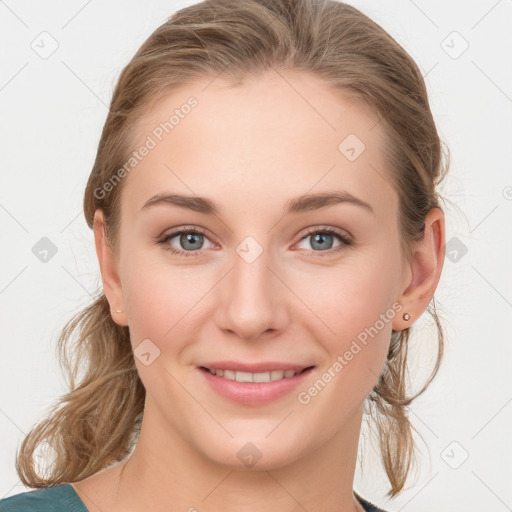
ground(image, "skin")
xmin=71 ymin=69 xmax=445 ymax=512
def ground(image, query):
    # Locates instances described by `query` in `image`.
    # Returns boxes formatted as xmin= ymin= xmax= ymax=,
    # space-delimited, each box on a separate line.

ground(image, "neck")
xmin=112 ymin=400 xmax=366 ymax=512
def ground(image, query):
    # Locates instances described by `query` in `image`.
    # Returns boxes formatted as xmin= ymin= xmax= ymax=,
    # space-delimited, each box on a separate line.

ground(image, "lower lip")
xmin=198 ymin=367 xmax=315 ymax=406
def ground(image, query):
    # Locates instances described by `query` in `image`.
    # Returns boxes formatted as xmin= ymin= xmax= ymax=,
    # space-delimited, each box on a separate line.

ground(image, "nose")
xmin=215 ymin=244 xmax=288 ymax=342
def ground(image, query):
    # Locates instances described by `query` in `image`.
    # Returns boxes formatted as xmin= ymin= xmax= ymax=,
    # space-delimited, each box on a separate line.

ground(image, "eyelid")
xmin=299 ymin=225 xmax=353 ymax=243
xmin=158 ymin=224 xmax=352 ymax=243
xmin=159 ymin=225 xmax=209 ymax=239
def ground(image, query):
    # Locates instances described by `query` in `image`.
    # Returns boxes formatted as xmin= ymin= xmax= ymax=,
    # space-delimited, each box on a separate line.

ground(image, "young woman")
xmin=1 ymin=1 xmax=448 ymax=511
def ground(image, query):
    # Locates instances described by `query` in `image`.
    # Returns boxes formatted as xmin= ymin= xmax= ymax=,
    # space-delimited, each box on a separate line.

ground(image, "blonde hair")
xmin=15 ymin=0 xmax=449 ymax=497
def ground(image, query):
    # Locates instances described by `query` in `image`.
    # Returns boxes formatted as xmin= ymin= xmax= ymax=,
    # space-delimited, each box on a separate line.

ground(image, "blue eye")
xmin=158 ymin=227 xmax=213 ymax=257
xmin=157 ymin=226 xmax=352 ymax=258
xmin=296 ymin=226 xmax=352 ymax=256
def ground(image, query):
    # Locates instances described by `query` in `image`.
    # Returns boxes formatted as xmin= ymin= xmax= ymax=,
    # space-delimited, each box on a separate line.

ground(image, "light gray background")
xmin=1 ymin=1 xmax=511 ymax=511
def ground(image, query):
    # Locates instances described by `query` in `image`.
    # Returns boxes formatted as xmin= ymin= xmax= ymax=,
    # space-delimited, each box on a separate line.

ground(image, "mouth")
xmin=196 ymin=360 xmax=317 ymax=405
xmin=199 ymin=366 xmax=314 ymax=383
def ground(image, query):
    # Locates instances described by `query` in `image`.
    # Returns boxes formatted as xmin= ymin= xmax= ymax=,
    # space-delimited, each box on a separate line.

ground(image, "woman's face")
xmin=97 ymin=69 xmax=414 ymax=470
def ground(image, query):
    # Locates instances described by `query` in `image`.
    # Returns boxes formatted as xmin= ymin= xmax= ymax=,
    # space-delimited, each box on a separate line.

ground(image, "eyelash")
xmin=157 ymin=225 xmax=353 ymax=258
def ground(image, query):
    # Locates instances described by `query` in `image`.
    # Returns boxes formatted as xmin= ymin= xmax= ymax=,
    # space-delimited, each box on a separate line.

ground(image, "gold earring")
xmin=403 ymin=313 xmax=411 ymax=321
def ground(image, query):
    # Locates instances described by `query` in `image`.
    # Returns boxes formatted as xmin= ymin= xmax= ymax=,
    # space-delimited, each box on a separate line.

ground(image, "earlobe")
xmin=393 ymin=208 xmax=445 ymax=331
xmin=93 ymin=209 xmax=127 ymax=326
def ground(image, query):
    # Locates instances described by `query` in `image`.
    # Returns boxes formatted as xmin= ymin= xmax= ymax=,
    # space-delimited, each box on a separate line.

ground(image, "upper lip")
xmin=197 ymin=361 xmax=315 ymax=373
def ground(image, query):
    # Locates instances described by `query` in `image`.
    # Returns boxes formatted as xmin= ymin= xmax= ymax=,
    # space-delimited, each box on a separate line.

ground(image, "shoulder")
xmin=0 ymin=484 xmax=87 ymax=512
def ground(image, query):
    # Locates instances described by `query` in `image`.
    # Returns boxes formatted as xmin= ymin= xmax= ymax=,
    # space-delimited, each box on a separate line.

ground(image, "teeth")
xmin=207 ymin=368 xmax=301 ymax=382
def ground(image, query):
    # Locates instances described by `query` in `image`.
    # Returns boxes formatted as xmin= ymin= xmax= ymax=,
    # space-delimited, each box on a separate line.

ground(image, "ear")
xmin=392 ymin=207 xmax=445 ymax=331
xmin=93 ymin=209 xmax=128 ymax=327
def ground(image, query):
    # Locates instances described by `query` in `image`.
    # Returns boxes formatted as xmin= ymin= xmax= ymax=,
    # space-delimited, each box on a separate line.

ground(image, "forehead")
xmin=122 ymin=69 xmax=397 ymax=223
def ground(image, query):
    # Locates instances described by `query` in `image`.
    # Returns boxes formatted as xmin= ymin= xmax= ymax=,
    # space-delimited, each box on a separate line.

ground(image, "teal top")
xmin=0 ymin=484 xmax=87 ymax=512
xmin=0 ymin=484 xmax=389 ymax=512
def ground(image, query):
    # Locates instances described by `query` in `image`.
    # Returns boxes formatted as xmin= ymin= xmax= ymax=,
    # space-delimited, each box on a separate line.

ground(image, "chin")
xmin=199 ymin=436 xmax=307 ymax=472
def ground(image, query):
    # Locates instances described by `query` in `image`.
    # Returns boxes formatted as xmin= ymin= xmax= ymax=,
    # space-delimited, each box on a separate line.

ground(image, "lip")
xmin=197 ymin=361 xmax=312 ymax=373
xmin=196 ymin=364 xmax=315 ymax=406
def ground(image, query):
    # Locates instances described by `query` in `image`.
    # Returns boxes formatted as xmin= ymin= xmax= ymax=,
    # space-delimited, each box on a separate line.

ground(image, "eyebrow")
xmin=140 ymin=191 xmax=375 ymax=216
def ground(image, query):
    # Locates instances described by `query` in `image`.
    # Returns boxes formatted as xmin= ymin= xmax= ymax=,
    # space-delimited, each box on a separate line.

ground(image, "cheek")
xmin=124 ymin=268 xmax=190 ymax=340
xmin=120 ymin=246 xmax=213 ymax=355
xmin=302 ymin=256 xmax=399 ymax=386
xmin=120 ymin=262 xmax=198 ymax=399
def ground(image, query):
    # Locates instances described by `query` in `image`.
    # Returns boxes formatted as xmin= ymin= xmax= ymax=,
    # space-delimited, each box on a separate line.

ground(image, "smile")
xmin=198 ymin=365 xmax=316 ymax=405
xmin=201 ymin=367 xmax=312 ymax=382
